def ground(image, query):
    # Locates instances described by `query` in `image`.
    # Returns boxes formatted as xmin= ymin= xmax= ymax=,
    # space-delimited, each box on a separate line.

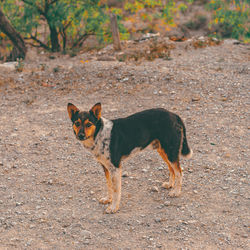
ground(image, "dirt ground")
xmin=0 ymin=38 xmax=249 ymax=249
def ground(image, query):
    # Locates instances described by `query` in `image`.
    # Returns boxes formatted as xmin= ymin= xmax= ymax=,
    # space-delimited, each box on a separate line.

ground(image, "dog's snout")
xmin=78 ymin=133 xmax=85 ymax=141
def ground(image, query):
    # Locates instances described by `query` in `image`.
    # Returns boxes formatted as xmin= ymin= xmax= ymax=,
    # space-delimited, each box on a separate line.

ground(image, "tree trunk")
xmin=110 ymin=13 xmax=121 ymax=51
xmin=49 ymin=24 xmax=60 ymax=52
xmin=0 ymin=9 xmax=27 ymax=61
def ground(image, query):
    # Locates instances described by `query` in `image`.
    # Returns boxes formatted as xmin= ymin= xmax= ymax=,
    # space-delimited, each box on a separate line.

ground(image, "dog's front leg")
xmin=99 ymin=165 xmax=113 ymax=205
xmin=105 ymin=166 xmax=122 ymax=214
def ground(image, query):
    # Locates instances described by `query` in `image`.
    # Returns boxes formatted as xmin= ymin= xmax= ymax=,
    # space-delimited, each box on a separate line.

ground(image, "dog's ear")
xmin=67 ymin=103 xmax=79 ymax=121
xmin=90 ymin=103 xmax=101 ymax=120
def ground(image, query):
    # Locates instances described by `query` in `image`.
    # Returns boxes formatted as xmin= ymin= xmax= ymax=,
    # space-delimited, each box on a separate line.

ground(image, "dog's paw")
xmin=105 ymin=205 xmax=119 ymax=214
xmin=169 ymin=188 xmax=181 ymax=197
xmin=99 ymin=197 xmax=112 ymax=204
xmin=162 ymin=182 xmax=173 ymax=189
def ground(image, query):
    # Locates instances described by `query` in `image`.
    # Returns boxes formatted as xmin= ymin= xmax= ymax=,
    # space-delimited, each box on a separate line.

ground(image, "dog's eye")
xmin=86 ymin=122 xmax=92 ymax=128
xmin=75 ymin=121 xmax=81 ymax=127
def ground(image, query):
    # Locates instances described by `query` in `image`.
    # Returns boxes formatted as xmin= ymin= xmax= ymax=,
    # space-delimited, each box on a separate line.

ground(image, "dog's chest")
xmin=83 ymin=118 xmax=113 ymax=165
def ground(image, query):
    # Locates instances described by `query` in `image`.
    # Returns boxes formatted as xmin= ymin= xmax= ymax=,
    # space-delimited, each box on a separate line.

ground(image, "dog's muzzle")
xmin=78 ymin=133 xmax=85 ymax=141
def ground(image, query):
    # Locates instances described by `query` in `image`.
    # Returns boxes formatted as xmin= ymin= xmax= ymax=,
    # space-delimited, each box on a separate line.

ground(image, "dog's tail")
xmin=178 ymin=117 xmax=193 ymax=159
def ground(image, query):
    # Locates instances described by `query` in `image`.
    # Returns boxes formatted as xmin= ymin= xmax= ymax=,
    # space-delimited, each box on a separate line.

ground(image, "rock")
xmin=192 ymin=96 xmax=200 ymax=102
xmin=155 ymin=218 xmax=161 ymax=223
xmin=164 ymin=201 xmax=171 ymax=206
xmin=198 ymin=36 xmax=205 ymax=41
xmin=97 ymin=56 xmax=116 ymax=61
xmin=224 ymin=39 xmax=240 ymax=45
xmin=80 ymin=230 xmax=92 ymax=239
xmin=120 ymin=77 xmax=129 ymax=82
xmin=0 ymin=62 xmax=17 ymax=71
xmin=152 ymin=186 xmax=159 ymax=192
xmin=122 ymin=171 xmax=129 ymax=177
xmin=187 ymin=220 xmax=197 ymax=224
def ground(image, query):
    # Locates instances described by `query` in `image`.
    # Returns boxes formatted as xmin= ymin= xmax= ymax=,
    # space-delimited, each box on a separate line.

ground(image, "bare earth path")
xmin=0 ymin=39 xmax=249 ymax=249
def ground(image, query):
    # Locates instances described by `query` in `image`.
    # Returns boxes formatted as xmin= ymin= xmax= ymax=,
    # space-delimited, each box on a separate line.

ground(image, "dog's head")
xmin=67 ymin=103 xmax=102 ymax=141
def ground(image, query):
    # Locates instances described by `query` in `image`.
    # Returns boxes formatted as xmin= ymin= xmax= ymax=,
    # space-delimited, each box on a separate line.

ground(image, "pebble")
xmin=80 ymin=230 xmax=92 ymax=239
xmin=188 ymin=220 xmax=197 ymax=224
xmin=121 ymin=77 xmax=129 ymax=82
xmin=155 ymin=218 xmax=161 ymax=223
xmin=192 ymin=96 xmax=200 ymax=102
xmin=152 ymin=186 xmax=159 ymax=192
xmin=122 ymin=171 xmax=129 ymax=177
xmin=164 ymin=201 xmax=171 ymax=206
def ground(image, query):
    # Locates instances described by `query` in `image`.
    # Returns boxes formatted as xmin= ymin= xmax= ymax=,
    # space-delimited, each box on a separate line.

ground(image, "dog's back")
xmin=110 ymin=108 xmax=192 ymax=167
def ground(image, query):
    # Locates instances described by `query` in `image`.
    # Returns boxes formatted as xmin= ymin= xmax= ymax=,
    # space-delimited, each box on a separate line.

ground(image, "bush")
xmin=207 ymin=0 xmax=250 ymax=41
xmin=185 ymin=15 xmax=208 ymax=30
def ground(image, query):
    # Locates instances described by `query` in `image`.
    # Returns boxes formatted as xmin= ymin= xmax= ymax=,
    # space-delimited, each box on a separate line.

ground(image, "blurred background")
xmin=0 ymin=0 xmax=249 ymax=61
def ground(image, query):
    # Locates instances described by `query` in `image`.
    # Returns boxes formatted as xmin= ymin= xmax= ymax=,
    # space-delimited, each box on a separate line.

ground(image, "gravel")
xmin=0 ymin=38 xmax=249 ymax=249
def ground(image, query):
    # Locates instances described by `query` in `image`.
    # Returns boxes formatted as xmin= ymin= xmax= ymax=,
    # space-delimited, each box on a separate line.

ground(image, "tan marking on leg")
xmin=106 ymin=167 xmax=122 ymax=214
xmin=169 ymin=159 xmax=182 ymax=197
xmin=99 ymin=166 xmax=113 ymax=204
xmin=157 ymin=147 xmax=175 ymax=189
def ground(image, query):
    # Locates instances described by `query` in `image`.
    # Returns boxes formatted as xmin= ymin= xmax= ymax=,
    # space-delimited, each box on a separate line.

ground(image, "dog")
xmin=67 ymin=103 xmax=193 ymax=213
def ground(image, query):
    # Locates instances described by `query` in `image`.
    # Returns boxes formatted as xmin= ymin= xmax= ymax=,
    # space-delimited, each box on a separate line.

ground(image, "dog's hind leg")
xmin=99 ymin=165 xmax=113 ymax=205
xmin=169 ymin=159 xmax=182 ymax=197
xmin=157 ymin=147 xmax=175 ymax=189
xmin=105 ymin=166 xmax=122 ymax=214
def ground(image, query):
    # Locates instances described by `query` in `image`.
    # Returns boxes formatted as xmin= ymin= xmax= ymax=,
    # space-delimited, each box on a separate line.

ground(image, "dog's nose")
xmin=78 ymin=134 xmax=85 ymax=140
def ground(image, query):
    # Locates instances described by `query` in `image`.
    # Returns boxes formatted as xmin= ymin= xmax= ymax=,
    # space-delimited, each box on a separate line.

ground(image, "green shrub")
xmin=185 ymin=15 xmax=208 ymax=30
xmin=207 ymin=0 xmax=250 ymax=41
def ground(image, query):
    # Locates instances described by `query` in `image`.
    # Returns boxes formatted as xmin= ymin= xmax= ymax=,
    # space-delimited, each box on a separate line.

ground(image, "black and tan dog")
xmin=67 ymin=103 xmax=192 ymax=213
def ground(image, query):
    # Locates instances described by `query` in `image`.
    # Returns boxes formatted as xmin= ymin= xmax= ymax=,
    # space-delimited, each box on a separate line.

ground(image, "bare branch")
xmin=28 ymin=35 xmax=51 ymax=51
xmin=72 ymin=32 xmax=94 ymax=48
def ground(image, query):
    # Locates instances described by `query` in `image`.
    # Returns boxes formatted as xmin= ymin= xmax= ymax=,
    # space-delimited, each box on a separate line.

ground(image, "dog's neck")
xmin=94 ymin=118 xmax=103 ymax=139
xmin=81 ymin=117 xmax=113 ymax=161
xmin=81 ymin=137 xmax=95 ymax=149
